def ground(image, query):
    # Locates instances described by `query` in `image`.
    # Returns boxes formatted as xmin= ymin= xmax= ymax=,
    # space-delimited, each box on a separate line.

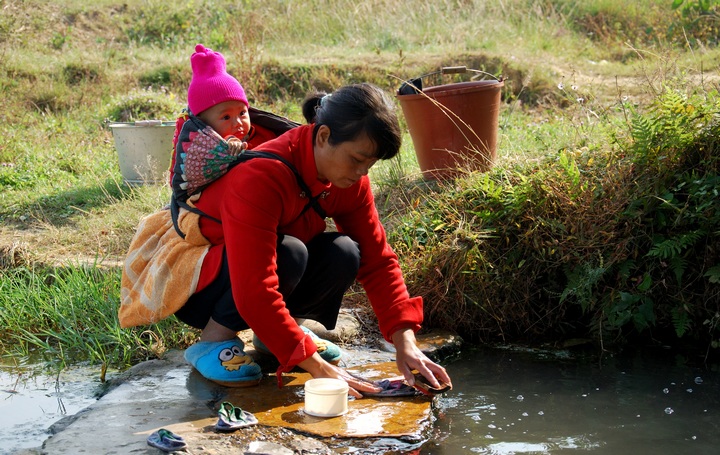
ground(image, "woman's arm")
xmin=297 ymin=353 xmax=382 ymax=398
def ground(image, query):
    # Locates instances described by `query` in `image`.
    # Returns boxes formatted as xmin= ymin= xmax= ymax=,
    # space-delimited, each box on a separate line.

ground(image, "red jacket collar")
xmin=272 ymin=124 xmax=332 ymax=197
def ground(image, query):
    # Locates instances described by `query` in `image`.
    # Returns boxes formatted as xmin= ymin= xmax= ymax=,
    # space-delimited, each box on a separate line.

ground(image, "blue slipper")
xmin=147 ymin=428 xmax=187 ymax=452
xmin=215 ymin=401 xmax=259 ymax=432
xmin=184 ymin=339 xmax=262 ymax=387
xmin=253 ymin=325 xmax=342 ymax=365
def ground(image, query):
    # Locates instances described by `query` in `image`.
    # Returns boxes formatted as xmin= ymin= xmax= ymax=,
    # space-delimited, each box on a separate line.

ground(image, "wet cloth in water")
xmin=352 ymin=371 xmax=451 ymax=397
xmin=363 ymin=378 xmax=420 ymax=397
xmin=347 ymin=373 xmax=420 ymax=398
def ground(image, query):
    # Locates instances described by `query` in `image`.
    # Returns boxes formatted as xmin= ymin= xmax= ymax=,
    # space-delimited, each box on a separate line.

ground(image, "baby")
xmin=190 ymin=44 xmax=250 ymax=156
xmin=170 ymin=44 xmax=270 ymax=195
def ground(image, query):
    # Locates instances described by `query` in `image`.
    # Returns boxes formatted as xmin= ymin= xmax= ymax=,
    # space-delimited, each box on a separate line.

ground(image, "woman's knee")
xmin=277 ymin=235 xmax=308 ymax=269
xmin=329 ymin=233 xmax=361 ymax=276
xmin=276 ymin=235 xmax=309 ymax=293
xmin=335 ymin=234 xmax=360 ymax=262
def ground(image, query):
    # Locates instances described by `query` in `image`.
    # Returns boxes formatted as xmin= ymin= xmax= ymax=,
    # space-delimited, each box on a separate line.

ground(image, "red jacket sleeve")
xmin=330 ymin=178 xmax=424 ymax=342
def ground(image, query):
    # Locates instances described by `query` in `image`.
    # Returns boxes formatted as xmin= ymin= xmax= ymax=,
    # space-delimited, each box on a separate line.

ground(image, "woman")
xmin=177 ymin=83 xmax=452 ymax=396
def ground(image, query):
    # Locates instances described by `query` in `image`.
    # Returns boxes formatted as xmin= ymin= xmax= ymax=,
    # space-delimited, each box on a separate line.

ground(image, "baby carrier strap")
xmin=248 ymin=106 xmax=300 ymax=136
xmin=170 ymin=150 xmax=327 ymax=239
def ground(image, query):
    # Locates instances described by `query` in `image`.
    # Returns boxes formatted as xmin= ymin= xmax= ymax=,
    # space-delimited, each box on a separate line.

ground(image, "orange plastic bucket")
xmin=397 ymin=68 xmax=503 ymax=180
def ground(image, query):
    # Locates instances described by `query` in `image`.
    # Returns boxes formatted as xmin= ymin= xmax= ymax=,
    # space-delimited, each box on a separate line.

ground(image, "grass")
xmin=1 ymin=0 xmax=719 ymax=371
xmin=0 ymin=264 xmax=197 ymax=370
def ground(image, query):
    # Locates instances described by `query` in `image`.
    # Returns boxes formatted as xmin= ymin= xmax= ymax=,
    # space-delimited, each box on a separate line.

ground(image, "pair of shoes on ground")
xmin=184 ymin=339 xmax=262 ymax=387
xmin=252 ymin=325 xmax=342 ymax=365
xmin=147 ymin=428 xmax=187 ymax=452
xmin=215 ymin=401 xmax=258 ymax=432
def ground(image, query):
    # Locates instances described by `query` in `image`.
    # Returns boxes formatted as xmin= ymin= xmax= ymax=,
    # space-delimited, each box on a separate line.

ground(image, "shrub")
xmin=670 ymin=0 xmax=720 ymax=46
xmin=392 ymin=83 xmax=720 ymax=350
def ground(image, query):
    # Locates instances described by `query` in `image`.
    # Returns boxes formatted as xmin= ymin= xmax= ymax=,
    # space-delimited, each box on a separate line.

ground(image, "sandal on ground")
xmin=147 ymin=428 xmax=187 ymax=452
xmin=215 ymin=401 xmax=259 ymax=432
xmin=184 ymin=339 xmax=262 ymax=387
xmin=252 ymin=325 xmax=342 ymax=365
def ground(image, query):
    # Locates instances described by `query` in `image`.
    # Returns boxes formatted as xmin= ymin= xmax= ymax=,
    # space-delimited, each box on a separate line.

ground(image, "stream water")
xmin=1 ymin=345 xmax=718 ymax=454
xmin=420 ymin=345 xmax=720 ymax=454
xmin=0 ymin=365 xmax=99 ymax=454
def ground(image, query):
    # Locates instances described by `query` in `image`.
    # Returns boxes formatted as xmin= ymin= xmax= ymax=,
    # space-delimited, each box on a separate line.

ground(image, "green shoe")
xmin=253 ymin=326 xmax=342 ymax=365
xmin=216 ymin=401 xmax=258 ymax=432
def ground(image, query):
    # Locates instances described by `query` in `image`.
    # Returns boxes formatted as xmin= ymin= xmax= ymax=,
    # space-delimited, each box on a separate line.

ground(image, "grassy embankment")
xmin=0 ymin=0 xmax=719 ymax=373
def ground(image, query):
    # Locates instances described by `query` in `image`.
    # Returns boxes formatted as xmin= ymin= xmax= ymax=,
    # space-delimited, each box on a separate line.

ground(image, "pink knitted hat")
xmin=187 ymin=44 xmax=248 ymax=115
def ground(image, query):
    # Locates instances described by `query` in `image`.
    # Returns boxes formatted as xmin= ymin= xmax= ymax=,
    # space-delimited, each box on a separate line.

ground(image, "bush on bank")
xmin=391 ymin=84 xmax=720 ymax=353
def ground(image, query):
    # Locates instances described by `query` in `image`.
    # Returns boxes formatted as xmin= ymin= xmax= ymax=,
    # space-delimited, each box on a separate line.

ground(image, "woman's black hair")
xmin=301 ymin=83 xmax=401 ymax=160
xmin=302 ymin=92 xmax=324 ymax=124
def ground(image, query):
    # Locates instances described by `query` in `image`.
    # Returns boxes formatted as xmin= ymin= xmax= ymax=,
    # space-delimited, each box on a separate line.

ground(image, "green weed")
xmin=0 ymin=265 xmax=197 ymax=370
xmin=103 ymin=87 xmax=183 ymax=122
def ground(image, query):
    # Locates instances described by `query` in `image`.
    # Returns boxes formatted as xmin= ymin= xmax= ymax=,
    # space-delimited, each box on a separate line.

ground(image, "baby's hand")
xmin=226 ymin=137 xmax=248 ymax=156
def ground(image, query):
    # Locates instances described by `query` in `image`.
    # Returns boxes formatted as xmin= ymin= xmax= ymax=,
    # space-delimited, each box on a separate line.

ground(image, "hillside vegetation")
xmin=0 ymin=0 xmax=719 ymax=369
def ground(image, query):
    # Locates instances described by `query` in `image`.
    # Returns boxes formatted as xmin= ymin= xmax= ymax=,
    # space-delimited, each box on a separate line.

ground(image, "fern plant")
xmin=610 ymin=85 xmax=720 ymax=340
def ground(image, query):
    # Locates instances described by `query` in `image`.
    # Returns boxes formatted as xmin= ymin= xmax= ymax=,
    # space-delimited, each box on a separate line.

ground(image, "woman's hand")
xmin=297 ymin=353 xmax=382 ymax=398
xmin=392 ymin=328 xmax=452 ymax=391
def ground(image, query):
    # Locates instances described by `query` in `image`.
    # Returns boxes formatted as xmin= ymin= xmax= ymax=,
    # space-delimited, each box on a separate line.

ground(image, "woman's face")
xmin=197 ymin=100 xmax=251 ymax=140
xmin=314 ymin=125 xmax=378 ymax=189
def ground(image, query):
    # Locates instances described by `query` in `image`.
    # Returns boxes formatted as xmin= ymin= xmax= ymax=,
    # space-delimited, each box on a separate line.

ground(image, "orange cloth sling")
xmin=119 ymin=205 xmax=209 ymax=328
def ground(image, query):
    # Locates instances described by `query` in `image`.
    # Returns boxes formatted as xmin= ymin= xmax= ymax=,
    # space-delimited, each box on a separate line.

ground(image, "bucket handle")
xmin=435 ymin=66 xmax=502 ymax=81
xmin=398 ymin=66 xmax=503 ymax=95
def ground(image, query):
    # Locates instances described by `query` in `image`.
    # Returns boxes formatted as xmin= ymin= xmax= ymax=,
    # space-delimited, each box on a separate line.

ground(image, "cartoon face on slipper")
xmin=218 ymin=345 xmax=255 ymax=371
xmin=314 ymin=339 xmax=329 ymax=353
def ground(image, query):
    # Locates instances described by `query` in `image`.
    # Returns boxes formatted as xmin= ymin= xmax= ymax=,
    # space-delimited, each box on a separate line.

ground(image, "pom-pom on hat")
xmin=187 ymin=44 xmax=248 ymax=115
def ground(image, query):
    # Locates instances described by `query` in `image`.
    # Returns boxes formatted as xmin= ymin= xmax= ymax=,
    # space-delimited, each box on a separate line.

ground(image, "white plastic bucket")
xmin=303 ymin=378 xmax=349 ymax=417
xmin=109 ymin=120 xmax=175 ymax=185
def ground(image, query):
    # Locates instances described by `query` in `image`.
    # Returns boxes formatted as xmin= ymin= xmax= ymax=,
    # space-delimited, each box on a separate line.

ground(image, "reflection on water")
xmin=0 ymin=366 xmax=99 ymax=454
xmin=1 ymin=346 xmax=718 ymax=455
xmin=421 ymin=346 xmax=720 ymax=454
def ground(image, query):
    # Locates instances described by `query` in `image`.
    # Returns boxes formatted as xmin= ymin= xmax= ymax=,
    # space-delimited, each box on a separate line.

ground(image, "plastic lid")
xmin=304 ymin=378 xmax=349 ymax=394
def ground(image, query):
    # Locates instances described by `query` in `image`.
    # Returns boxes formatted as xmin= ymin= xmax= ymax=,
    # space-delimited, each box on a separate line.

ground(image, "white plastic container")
xmin=109 ymin=121 xmax=175 ymax=185
xmin=303 ymin=378 xmax=349 ymax=417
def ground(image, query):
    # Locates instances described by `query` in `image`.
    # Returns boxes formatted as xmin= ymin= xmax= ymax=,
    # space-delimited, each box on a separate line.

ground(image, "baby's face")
xmin=198 ymin=100 xmax=251 ymax=140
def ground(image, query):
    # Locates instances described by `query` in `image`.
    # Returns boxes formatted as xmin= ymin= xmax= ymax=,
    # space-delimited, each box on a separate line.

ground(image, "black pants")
xmin=175 ymin=232 xmax=360 ymax=332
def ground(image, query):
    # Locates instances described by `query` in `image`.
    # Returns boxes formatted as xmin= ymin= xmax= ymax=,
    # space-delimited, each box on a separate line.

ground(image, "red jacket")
xmin=193 ymin=125 xmax=423 ymax=372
